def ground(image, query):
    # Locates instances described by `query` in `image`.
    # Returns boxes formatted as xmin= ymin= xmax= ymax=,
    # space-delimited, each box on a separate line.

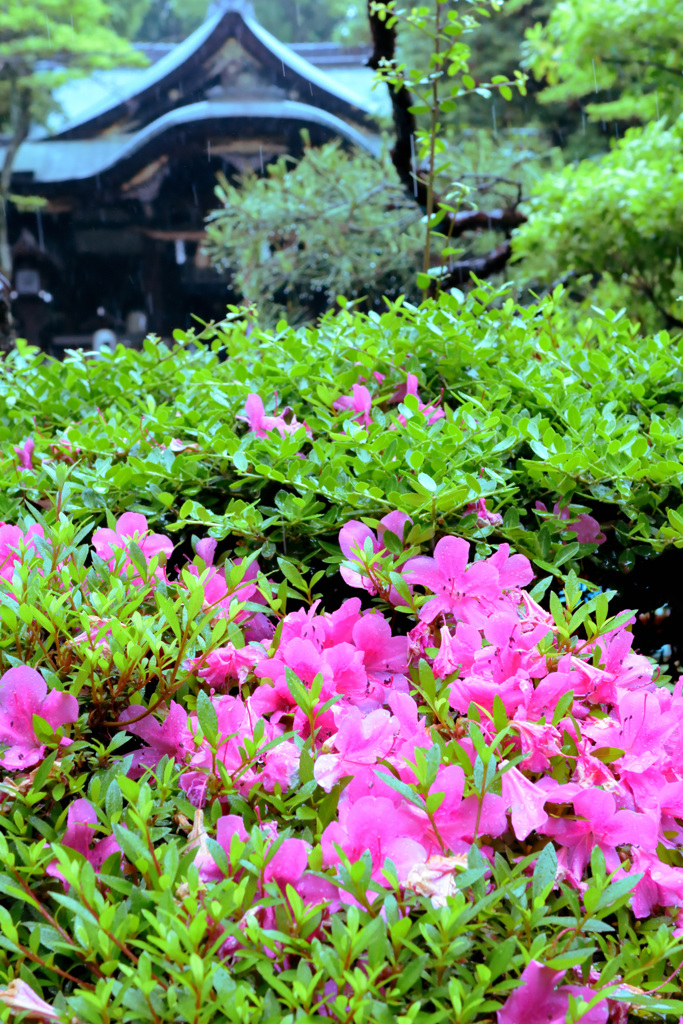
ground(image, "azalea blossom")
xmin=402 ymin=853 xmax=468 ymax=907
xmin=119 ymin=701 xmax=193 ymax=774
xmin=0 ymin=666 xmax=78 ymax=770
xmin=543 ymin=788 xmax=657 ymax=879
xmin=535 ymin=500 xmax=606 ymax=546
xmin=92 ymin=512 xmax=173 ymax=583
xmin=403 ymin=536 xmax=502 ymax=626
xmin=339 ymin=511 xmax=413 ymax=605
xmin=0 ymin=979 xmax=61 ymax=1021
xmin=463 ymin=497 xmax=503 ymax=528
xmin=238 ymin=393 xmax=308 ymax=438
xmin=333 ymin=383 xmax=373 ymax=426
xmin=314 ymin=706 xmax=399 ymax=791
xmin=0 ymin=521 xmax=44 ymax=583
xmin=190 ymin=642 xmax=262 ymax=691
xmin=500 ymin=765 xmax=549 ymax=840
xmin=13 ymin=436 xmax=35 ymax=471
xmin=47 ymin=798 xmax=120 ymax=888
xmin=497 ymin=960 xmax=608 ymax=1024
xmin=392 ymin=373 xmax=444 ymax=426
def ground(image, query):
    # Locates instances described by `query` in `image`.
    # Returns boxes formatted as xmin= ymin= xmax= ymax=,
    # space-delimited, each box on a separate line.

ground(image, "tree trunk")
xmin=365 ymin=1 xmax=526 ymax=290
xmin=0 ymin=79 xmax=32 ymax=354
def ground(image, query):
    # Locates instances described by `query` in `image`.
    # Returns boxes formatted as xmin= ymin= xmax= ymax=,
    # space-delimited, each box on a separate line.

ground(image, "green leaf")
xmin=375 ymin=772 xmax=425 ymax=810
xmin=196 ymin=689 xmax=218 ymax=745
xmin=532 ymin=842 xmax=557 ymax=902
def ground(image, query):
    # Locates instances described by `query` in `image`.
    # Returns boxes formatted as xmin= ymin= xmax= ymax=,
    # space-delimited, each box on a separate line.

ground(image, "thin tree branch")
xmin=366 ymin=1 xmax=526 ymax=243
xmin=433 ymin=241 xmax=513 ymax=292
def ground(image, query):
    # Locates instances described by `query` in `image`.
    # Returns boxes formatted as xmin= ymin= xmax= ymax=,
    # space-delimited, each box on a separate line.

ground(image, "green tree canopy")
xmin=204 ymin=141 xmax=426 ymax=324
xmin=0 ymin=0 xmax=145 ymax=341
xmin=521 ymin=0 xmax=683 ymax=123
xmin=127 ymin=0 xmax=368 ymax=44
xmin=513 ymin=118 xmax=683 ymax=330
xmin=510 ymin=0 xmax=683 ymax=329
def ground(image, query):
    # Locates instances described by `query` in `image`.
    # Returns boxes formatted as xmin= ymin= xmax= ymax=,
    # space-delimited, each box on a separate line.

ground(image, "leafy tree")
xmin=521 ymin=0 xmax=683 ymax=124
xmin=204 ymin=141 xmax=426 ymax=324
xmin=512 ymin=0 xmax=683 ymax=329
xmin=513 ymin=118 xmax=683 ymax=330
xmin=129 ymin=0 xmax=369 ymax=44
xmin=0 ymin=0 xmax=145 ymax=346
xmin=107 ymin=0 xmax=158 ymax=40
xmin=204 ymin=0 xmax=532 ymax=321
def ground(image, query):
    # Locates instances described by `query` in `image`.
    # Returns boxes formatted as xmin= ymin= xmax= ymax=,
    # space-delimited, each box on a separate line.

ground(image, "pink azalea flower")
xmin=433 ymin=623 xmax=482 ymax=679
xmin=314 ymin=706 xmax=399 ymax=791
xmin=509 ymin=719 xmax=563 ymax=772
xmin=486 ymin=543 xmax=534 ymax=590
xmin=189 ymin=553 xmax=273 ymax=642
xmin=257 ymin=739 xmax=301 ymax=793
xmin=92 ymin=512 xmax=173 ymax=582
xmin=595 ymin=690 xmax=678 ymax=773
xmin=339 ymin=511 xmax=413 ymax=606
xmin=500 ymin=765 xmax=549 ymax=840
xmin=195 ymin=814 xmax=248 ymax=881
xmin=0 ymin=666 xmax=78 ymax=770
xmin=181 ymin=695 xmax=297 ymax=804
xmin=403 ymin=536 xmax=502 ymax=626
xmin=497 ymin=960 xmax=608 ymax=1024
xmin=392 ymin=374 xmax=444 ymax=426
xmin=68 ymin=617 xmax=113 ymax=659
xmin=0 ymin=979 xmax=60 ymax=1021
xmin=195 ymin=537 xmax=217 ymax=566
xmin=430 ymin=764 xmax=508 ymax=848
xmin=119 ymin=701 xmax=193 ymax=773
xmin=588 ymin=627 xmax=653 ymax=701
xmin=351 ymin=613 xmax=409 ymax=696
xmin=13 ymin=436 xmax=35 ymax=471
xmin=264 ymin=836 xmax=310 ymax=890
xmin=252 ymin=637 xmax=336 ymax=727
xmin=322 ymin=794 xmax=428 ymax=886
xmin=535 ymin=500 xmax=606 ymax=546
xmin=0 ymin=521 xmax=44 ymax=583
xmin=278 ymin=600 xmax=324 ymax=647
xmin=402 ymin=853 xmax=468 ymax=906
xmin=333 ymin=383 xmax=373 ymax=426
xmin=191 ymin=643 xmax=262 ymax=692
xmin=625 ymin=848 xmax=683 ymax=918
xmin=47 ymin=798 xmax=120 ymax=888
xmin=544 ymin=789 xmax=657 ymax=879
xmin=449 ymin=669 xmax=529 ymax=718
xmin=463 ymin=497 xmax=503 ymax=528
xmin=238 ymin=393 xmax=308 ymax=438
xmin=321 ymin=641 xmax=368 ymax=704
xmin=315 ymin=598 xmax=363 ymax=648
xmin=406 ymin=620 xmax=433 ymax=663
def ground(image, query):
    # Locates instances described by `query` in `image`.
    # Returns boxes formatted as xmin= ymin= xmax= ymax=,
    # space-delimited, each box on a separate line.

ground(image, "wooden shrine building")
xmin=3 ymin=0 xmax=379 ymax=352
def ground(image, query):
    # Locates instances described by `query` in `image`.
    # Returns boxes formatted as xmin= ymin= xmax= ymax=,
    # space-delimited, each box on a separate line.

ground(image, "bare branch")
xmin=433 ymin=241 xmax=513 ymax=292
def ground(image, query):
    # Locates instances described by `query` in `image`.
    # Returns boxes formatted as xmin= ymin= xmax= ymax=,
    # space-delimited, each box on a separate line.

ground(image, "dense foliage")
xmin=512 ymin=0 xmax=683 ymax=327
xmin=0 ymin=295 xmax=682 ymax=1020
xmin=521 ymin=0 xmax=683 ymax=124
xmin=512 ymin=119 xmax=683 ymax=331
xmin=3 ymin=288 xmax=683 ymax=585
xmin=3 ymin=0 xmax=683 ymax=1020
xmin=204 ymin=143 xmax=426 ymax=324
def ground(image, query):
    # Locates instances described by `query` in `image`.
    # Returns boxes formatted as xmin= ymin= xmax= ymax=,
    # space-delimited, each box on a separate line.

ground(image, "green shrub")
xmin=3 ymin=286 xmax=683 ymax=583
xmin=2 ymin=292 xmax=683 ymax=1021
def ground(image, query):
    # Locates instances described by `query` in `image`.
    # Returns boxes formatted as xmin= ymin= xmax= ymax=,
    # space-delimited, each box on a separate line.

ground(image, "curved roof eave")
xmin=9 ymin=101 xmax=382 ymax=189
xmin=53 ymin=6 xmax=377 ymax=141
